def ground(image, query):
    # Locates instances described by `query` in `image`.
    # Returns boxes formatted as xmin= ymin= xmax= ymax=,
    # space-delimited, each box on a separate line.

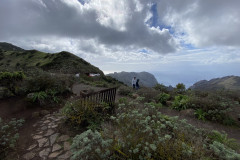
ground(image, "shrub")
xmin=136 ymin=87 xmax=161 ymax=102
xmin=172 ymin=95 xmax=190 ymax=111
xmin=71 ymin=101 xmax=240 ymax=160
xmin=61 ymin=99 xmax=111 ymax=130
xmin=0 ymin=117 xmax=24 ymax=159
xmin=0 ymin=71 xmax=25 ymax=95
xmin=154 ymin=83 xmax=168 ymax=93
xmin=175 ymin=83 xmax=186 ymax=94
xmin=194 ymin=109 xmax=207 ymax=121
xmin=29 ymin=89 xmax=59 ymax=106
xmin=155 ymin=93 xmax=170 ymax=105
xmin=118 ymin=86 xmax=133 ymax=96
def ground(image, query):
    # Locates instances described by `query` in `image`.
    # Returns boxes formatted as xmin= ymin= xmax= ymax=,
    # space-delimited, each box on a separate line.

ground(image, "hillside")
xmin=0 ymin=43 xmax=103 ymax=74
xmin=190 ymin=76 xmax=240 ymax=91
xmin=0 ymin=42 xmax=24 ymax=52
xmin=107 ymin=71 xmax=158 ymax=87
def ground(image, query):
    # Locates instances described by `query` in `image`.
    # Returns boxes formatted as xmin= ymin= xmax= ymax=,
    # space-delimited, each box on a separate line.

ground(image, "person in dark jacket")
xmin=136 ymin=79 xmax=140 ymax=90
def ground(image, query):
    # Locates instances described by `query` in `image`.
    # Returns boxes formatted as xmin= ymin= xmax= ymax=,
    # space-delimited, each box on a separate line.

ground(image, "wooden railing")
xmin=79 ymin=87 xmax=117 ymax=107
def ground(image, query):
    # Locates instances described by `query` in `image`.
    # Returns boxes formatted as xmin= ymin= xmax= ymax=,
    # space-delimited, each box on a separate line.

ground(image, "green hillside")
xmin=0 ymin=42 xmax=24 ymax=51
xmin=0 ymin=43 xmax=103 ymax=75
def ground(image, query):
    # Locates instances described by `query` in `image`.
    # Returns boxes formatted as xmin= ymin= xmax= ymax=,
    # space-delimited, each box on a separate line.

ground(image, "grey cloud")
xmin=0 ymin=0 xmax=177 ymax=54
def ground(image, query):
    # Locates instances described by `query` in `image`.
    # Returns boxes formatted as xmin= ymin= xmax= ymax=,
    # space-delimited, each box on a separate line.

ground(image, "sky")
xmin=0 ymin=0 xmax=240 ymax=87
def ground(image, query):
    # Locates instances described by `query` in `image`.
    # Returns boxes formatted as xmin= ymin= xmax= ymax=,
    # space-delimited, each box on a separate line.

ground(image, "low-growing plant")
xmin=61 ymin=99 xmax=112 ymax=130
xmin=0 ymin=117 xmax=24 ymax=159
xmin=172 ymin=95 xmax=190 ymax=111
xmin=71 ymin=101 xmax=240 ymax=160
xmin=118 ymin=86 xmax=133 ymax=96
xmin=29 ymin=89 xmax=60 ymax=106
xmin=194 ymin=109 xmax=207 ymax=121
xmin=155 ymin=93 xmax=170 ymax=105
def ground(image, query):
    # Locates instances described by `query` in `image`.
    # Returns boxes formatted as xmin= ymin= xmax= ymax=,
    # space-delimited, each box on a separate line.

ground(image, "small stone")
xmin=44 ymin=140 xmax=50 ymax=147
xmin=49 ymin=151 xmax=63 ymax=158
xmin=50 ymin=133 xmax=60 ymax=145
xmin=50 ymin=124 xmax=58 ymax=129
xmin=64 ymin=142 xmax=71 ymax=151
xmin=41 ymin=110 xmax=50 ymax=116
xmin=33 ymin=135 xmax=43 ymax=140
xmin=41 ymin=126 xmax=48 ymax=131
xmin=23 ymin=152 xmax=35 ymax=160
xmin=43 ymin=120 xmax=51 ymax=124
xmin=58 ymin=151 xmax=72 ymax=159
xmin=27 ymin=144 xmax=37 ymax=151
xmin=37 ymin=138 xmax=48 ymax=147
xmin=52 ymin=144 xmax=62 ymax=152
xmin=57 ymin=135 xmax=70 ymax=142
xmin=44 ymin=129 xmax=55 ymax=136
xmin=39 ymin=148 xmax=51 ymax=158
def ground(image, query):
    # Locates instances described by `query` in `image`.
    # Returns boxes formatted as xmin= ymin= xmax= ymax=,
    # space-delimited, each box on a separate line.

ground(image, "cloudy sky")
xmin=1 ymin=0 xmax=240 ymax=87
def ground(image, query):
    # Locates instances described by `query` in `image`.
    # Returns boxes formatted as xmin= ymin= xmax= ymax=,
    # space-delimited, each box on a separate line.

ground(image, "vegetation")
xmin=71 ymin=100 xmax=240 ymax=160
xmin=0 ymin=117 xmax=24 ymax=159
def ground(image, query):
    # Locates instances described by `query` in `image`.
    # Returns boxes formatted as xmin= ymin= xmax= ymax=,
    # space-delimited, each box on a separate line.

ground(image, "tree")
xmin=175 ymin=83 xmax=186 ymax=94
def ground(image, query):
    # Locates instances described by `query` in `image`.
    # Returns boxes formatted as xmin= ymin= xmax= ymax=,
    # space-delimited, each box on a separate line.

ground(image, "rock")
xmin=39 ymin=148 xmax=51 ymax=158
xmin=52 ymin=144 xmax=62 ymax=152
xmin=32 ymin=112 xmax=40 ymax=118
xmin=27 ymin=144 xmax=37 ymax=151
xmin=50 ymin=133 xmax=60 ymax=146
xmin=180 ymin=109 xmax=195 ymax=118
xmin=43 ymin=140 xmax=50 ymax=147
xmin=58 ymin=151 xmax=72 ymax=159
xmin=41 ymin=126 xmax=48 ymax=131
xmin=23 ymin=152 xmax=35 ymax=160
xmin=37 ymin=138 xmax=48 ymax=147
xmin=44 ymin=129 xmax=55 ymax=136
xmin=49 ymin=151 xmax=63 ymax=159
xmin=33 ymin=135 xmax=43 ymax=140
xmin=57 ymin=135 xmax=70 ymax=142
xmin=43 ymin=120 xmax=51 ymax=124
xmin=41 ymin=110 xmax=50 ymax=116
xmin=50 ymin=124 xmax=58 ymax=129
xmin=64 ymin=142 xmax=71 ymax=151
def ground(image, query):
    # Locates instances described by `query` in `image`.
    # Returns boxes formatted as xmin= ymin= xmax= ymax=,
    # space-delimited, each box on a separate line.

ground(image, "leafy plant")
xmin=194 ymin=109 xmax=207 ymax=121
xmin=0 ymin=117 xmax=24 ymax=159
xmin=172 ymin=95 xmax=190 ymax=111
xmin=155 ymin=93 xmax=170 ymax=105
xmin=118 ymin=86 xmax=133 ymax=96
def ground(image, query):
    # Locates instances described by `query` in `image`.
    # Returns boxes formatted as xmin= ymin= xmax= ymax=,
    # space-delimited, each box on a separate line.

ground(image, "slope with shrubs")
xmin=0 ymin=43 xmax=103 ymax=74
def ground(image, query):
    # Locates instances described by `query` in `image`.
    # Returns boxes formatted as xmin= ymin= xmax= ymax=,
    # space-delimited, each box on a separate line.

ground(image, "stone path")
xmin=23 ymin=112 xmax=72 ymax=160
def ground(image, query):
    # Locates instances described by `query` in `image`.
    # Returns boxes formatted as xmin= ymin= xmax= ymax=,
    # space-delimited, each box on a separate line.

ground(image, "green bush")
xmin=194 ymin=109 xmax=207 ymax=121
xmin=175 ymin=83 xmax=186 ymax=94
xmin=61 ymin=99 xmax=111 ymax=130
xmin=0 ymin=71 xmax=25 ymax=96
xmin=189 ymin=93 xmax=237 ymax=125
xmin=136 ymin=87 xmax=161 ymax=102
xmin=154 ymin=83 xmax=168 ymax=93
xmin=29 ymin=89 xmax=60 ymax=106
xmin=118 ymin=86 xmax=133 ymax=96
xmin=155 ymin=93 xmax=170 ymax=105
xmin=71 ymin=101 xmax=240 ymax=160
xmin=172 ymin=95 xmax=190 ymax=111
xmin=0 ymin=117 xmax=24 ymax=159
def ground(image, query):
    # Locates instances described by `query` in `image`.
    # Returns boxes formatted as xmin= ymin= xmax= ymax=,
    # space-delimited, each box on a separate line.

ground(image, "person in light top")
xmin=132 ymin=77 xmax=136 ymax=89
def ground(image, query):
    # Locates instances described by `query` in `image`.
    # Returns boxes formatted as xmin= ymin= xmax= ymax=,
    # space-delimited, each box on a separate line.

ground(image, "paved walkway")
xmin=22 ymin=112 xmax=72 ymax=160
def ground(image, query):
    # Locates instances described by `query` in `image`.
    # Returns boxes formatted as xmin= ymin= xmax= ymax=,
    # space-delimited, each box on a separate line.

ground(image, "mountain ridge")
xmin=0 ymin=42 xmax=103 ymax=75
xmin=190 ymin=75 xmax=240 ymax=91
xmin=107 ymin=71 xmax=158 ymax=87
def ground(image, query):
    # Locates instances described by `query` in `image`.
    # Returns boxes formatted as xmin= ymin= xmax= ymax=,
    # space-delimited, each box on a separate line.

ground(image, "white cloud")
xmin=157 ymin=0 xmax=240 ymax=47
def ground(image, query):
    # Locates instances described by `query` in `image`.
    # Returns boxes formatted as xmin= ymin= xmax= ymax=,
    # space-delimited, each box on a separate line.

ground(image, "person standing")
xmin=136 ymin=79 xmax=140 ymax=90
xmin=132 ymin=77 xmax=136 ymax=89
